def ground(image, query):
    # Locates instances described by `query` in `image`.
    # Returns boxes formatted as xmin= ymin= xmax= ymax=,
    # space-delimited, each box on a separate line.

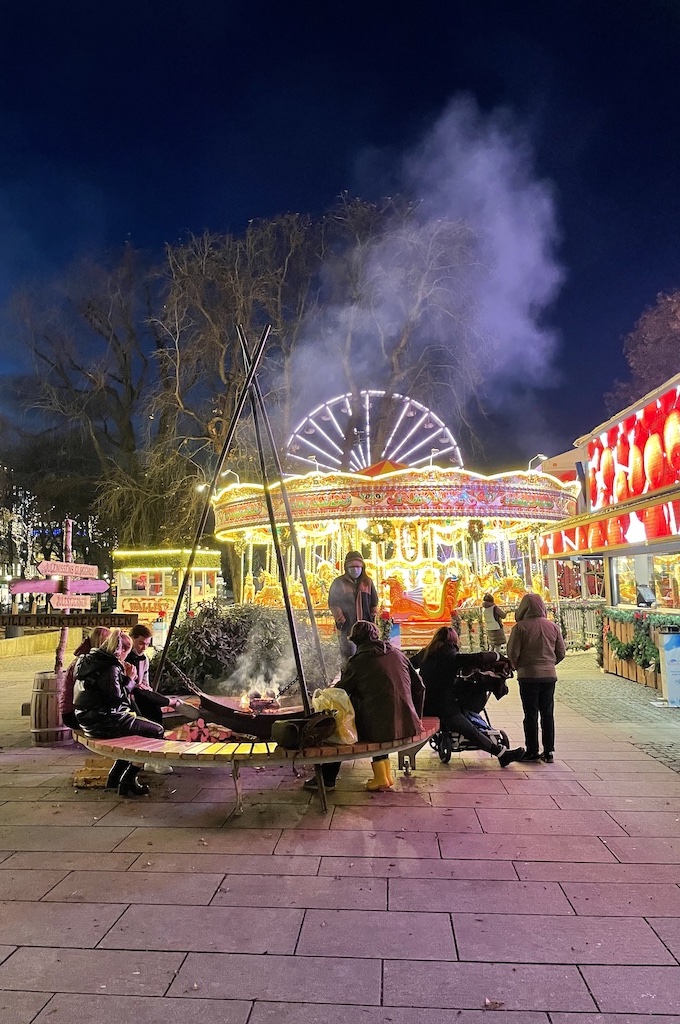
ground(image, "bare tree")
xmin=605 ymin=290 xmax=680 ymax=412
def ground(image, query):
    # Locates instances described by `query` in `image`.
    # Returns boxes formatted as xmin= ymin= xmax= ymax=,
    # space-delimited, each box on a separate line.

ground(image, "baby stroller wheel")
xmin=499 ymin=729 xmax=510 ymax=749
xmin=438 ymin=734 xmax=453 ymax=764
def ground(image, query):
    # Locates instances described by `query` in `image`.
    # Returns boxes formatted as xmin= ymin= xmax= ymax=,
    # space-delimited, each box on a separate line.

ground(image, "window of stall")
xmin=652 ymin=554 xmax=680 ymax=608
xmin=611 ymin=555 xmax=635 ymax=605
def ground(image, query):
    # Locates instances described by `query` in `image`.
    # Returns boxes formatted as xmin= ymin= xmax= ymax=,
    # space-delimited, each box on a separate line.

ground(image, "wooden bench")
xmin=74 ymin=717 xmax=439 ymax=813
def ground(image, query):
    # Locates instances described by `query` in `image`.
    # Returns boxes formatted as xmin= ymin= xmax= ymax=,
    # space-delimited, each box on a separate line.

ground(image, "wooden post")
xmin=53 ymin=519 xmax=73 ymax=675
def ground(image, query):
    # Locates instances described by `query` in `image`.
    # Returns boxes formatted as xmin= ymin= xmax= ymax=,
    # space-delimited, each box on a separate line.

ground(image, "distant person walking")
xmin=328 ymin=551 xmax=378 ymax=665
xmin=482 ymin=593 xmax=507 ymax=653
xmin=507 ymin=593 xmax=566 ymax=763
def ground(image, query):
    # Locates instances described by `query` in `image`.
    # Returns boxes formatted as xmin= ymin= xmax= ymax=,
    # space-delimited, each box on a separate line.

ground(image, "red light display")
xmin=587 ymin=384 xmax=680 ymax=512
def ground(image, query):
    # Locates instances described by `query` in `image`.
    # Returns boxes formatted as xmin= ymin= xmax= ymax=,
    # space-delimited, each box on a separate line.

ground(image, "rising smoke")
xmin=292 ymin=96 xmax=563 ymax=444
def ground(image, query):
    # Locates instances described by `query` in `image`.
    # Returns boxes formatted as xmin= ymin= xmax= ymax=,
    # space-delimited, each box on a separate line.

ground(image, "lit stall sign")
xmin=540 ymin=498 xmax=680 ymax=557
xmin=587 ymin=383 xmax=680 ymax=512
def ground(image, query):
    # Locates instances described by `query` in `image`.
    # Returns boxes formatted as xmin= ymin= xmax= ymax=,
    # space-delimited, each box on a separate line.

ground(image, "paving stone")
xmin=43 ymin=869 xmax=224 ymax=905
xmin=328 ymin=790 xmax=433 ymax=806
xmin=383 ymin=960 xmax=595 ymax=1010
xmin=581 ymin=965 xmax=680 ymax=1013
xmin=430 ymin=792 xmax=559 ymax=809
xmin=128 ymin=852 xmax=321 ymax=874
xmin=32 ymin=993 xmax=252 ymax=1024
xmin=329 ymin=806 xmax=482 ymax=832
xmin=248 ymin=1003 xmax=548 ymax=1024
xmin=167 ymin=951 xmax=381 ymax=1004
xmin=0 ymin=825 xmax=134 ymax=852
xmin=0 ymin=868 xmax=69 ymax=899
xmin=581 ymin=780 xmax=680 ymax=797
xmin=0 ymin=788 xmax=61 ymax=802
xmin=606 ymin=811 xmax=680 ymax=837
xmin=0 ymin=900 xmax=125 ymax=946
xmin=0 ymin=851 xmax=139 ymax=871
xmin=414 ymin=776 xmax=509 ymax=794
xmin=114 ymin=826 xmax=280 ymax=854
xmin=515 ymin=861 xmax=680 ymax=883
xmin=648 ymin=917 xmax=680 ymax=959
xmin=475 ymin=809 xmax=626 ymax=836
xmin=99 ymin=903 xmax=303 ymax=954
xmin=297 ymin=907 xmax=456 ymax=960
xmin=590 ymin=761 xmax=678 ymax=774
xmin=552 ymin=795 xmax=680 ymax=811
xmin=605 ymin=837 xmax=680 ymax=863
xmin=91 ymin=801 xmax=236 ymax=828
xmin=196 ymin=786 xmax=312 ymax=803
xmin=212 ymin=873 xmax=386 ymax=910
xmin=0 ymin=774 xmax=61 ymax=787
xmin=439 ymin=834 xmax=616 ymax=862
xmin=563 ymin=881 xmax=680 ymax=916
xmin=318 ymin=856 xmax=517 ymax=879
xmin=0 ymin=991 xmax=51 ymax=1024
xmin=0 ymin=946 xmax=185 ymax=994
xmin=501 ymin=780 xmax=591 ymax=795
xmin=389 ymin=877 xmax=572 ymax=914
xmin=0 ymin=946 xmax=15 ymax=966
xmin=275 ymin=828 xmax=441 ymax=858
xmin=0 ymin=801 xmax=117 ymax=826
xmin=225 ymin=804 xmax=333 ymax=829
xmin=453 ymin=912 xmax=674 ymax=964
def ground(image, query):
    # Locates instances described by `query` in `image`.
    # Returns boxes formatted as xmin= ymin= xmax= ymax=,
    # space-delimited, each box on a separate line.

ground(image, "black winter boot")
xmin=118 ymin=764 xmax=150 ymax=797
xmin=106 ymin=760 xmax=129 ymax=789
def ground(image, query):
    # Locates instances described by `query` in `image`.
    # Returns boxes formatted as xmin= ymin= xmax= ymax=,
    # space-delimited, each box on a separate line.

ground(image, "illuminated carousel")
xmin=213 ymin=391 xmax=579 ymax=646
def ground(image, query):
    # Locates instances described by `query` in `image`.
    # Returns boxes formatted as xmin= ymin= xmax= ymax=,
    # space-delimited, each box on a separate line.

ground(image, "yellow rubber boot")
xmin=366 ymin=759 xmax=393 ymax=791
xmin=385 ymin=758 xmax=394 ymax=787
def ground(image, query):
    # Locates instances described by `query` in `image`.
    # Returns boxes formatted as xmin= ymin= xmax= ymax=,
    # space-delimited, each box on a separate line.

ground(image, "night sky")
xmin=2 ymin=1 xmax=679 ymax=469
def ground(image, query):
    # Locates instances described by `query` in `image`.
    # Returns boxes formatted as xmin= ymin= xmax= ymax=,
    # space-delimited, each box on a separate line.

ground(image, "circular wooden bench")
xmin=73 ymin=717 xmax=439 ymax=813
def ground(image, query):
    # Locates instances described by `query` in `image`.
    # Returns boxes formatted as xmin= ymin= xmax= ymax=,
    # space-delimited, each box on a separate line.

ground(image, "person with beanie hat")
xmin=328 ymin=551 xmax=378 ymax=666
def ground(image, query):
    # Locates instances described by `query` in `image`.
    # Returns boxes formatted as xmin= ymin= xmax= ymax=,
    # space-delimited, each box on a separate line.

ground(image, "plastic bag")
xmin=312 ymin=687 xmax=358 ymax=744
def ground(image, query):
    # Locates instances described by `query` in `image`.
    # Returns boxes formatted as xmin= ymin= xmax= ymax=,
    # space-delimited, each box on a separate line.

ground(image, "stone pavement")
xmin=1 ymin=651 xmax=680 ymax=1023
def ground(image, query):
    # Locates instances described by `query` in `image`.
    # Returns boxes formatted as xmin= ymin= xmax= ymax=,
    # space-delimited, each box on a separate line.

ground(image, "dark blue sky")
xmin=2 ymin=0 xmax=679 ymax=465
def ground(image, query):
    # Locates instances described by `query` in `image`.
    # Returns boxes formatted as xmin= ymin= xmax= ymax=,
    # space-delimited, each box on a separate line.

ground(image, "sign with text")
xmin=49 ymin=594 xmax=93 ymax=609
xmin=0 ymin=614 xmax=138 ymax=628
xmin=37 ymin=560 xmax=99 ymax=579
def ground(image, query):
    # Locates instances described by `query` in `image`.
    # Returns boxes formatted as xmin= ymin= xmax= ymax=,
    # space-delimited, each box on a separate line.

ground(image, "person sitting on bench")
xmin=74 ymin=628 xmax=164 ymax=797
xmin=304 ymin=619 xmax=424 ymax=793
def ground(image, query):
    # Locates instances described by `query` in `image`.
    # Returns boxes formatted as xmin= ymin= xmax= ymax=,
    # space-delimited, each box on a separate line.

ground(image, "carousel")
xmin=213 ymin=391 xmax=579 ymax=647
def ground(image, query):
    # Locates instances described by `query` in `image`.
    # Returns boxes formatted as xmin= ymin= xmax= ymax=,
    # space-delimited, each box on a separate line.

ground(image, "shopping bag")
xmin=312 ymin=687 xmax=358 ymax=744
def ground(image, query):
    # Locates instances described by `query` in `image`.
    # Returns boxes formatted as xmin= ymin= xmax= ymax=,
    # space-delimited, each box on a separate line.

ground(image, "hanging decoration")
xmin=468 ymin=519 xmax=484 ymax=543
xmin=363 ymin=519 xmax=396 ymax=545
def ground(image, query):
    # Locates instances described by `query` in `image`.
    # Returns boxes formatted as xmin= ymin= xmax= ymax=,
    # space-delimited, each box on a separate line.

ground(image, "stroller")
xmin=429 ymin=656 xmax=513 ymax=764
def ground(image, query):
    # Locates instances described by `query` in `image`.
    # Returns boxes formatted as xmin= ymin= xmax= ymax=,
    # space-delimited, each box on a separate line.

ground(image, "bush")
xmin=152 ymin=601 xmax=340 ymax=698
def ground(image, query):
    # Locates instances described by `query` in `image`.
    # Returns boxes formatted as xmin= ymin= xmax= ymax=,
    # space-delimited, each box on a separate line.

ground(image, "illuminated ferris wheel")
xmin=286 ymin=390 xmax=464 ymax=473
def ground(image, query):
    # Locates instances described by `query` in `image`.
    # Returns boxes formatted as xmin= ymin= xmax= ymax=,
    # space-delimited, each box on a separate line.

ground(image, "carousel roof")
xmin=213 ymin=462 xmax=580 ymax=540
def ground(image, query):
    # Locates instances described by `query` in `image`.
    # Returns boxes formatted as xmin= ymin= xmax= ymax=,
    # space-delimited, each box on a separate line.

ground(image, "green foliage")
xmin=153 ymin=600 xmax=340 ymax=696
xmin=597 ymin=605 xmax=680 ymax=672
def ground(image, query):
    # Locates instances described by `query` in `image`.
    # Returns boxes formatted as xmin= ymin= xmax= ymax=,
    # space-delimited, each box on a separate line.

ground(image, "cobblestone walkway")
xmin=1 ymin=650 xmax=680 ymax=1024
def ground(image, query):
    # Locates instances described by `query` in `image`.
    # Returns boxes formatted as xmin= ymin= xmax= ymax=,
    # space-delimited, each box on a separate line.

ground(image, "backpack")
xmin=270 ymin=711 xmax=337 ymax=750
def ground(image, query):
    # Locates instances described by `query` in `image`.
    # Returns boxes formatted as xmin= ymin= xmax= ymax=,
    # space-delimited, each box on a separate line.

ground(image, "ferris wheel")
xmin=287 ymin=390 xmax=464 ymax=473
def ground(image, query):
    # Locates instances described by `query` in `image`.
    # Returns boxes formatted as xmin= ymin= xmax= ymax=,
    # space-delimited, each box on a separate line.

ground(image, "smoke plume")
xmin=291 ymin=96 xmax=563 ymax=448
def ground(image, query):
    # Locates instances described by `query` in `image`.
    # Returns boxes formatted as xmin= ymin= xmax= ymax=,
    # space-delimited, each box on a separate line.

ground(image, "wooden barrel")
xmin=30 ymin=671 xmax=71 ymax=745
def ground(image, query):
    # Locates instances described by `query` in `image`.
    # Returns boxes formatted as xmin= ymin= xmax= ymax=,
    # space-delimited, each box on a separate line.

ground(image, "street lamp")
xmin=527 ymin=453 xmax=548 ymax=472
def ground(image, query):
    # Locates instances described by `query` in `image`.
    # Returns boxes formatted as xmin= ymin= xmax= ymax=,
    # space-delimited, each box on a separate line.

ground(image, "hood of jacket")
xmin=76 ymin=647 xmax=119 ymax=680
xmin=354 ymin=639 xmax=390 ymax=658
xmin=515 ymin=592 xmax=547 ymax=620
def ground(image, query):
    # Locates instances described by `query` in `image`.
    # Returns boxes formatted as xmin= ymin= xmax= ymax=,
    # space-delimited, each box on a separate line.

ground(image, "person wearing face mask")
xmin=328 ymin=551 xmax=379 ymax=666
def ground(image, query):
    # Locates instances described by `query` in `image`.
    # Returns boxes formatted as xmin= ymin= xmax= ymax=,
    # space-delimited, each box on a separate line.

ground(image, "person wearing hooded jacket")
xmin=412 ymin=626 xmax=525 ymax=767
xmin=74 ymin=629 xmax=164 ymax=796
xmin=59 ymin=626 xmax=111 ymax=730
xmin=328 ymin=551 xmax=379 ymax=665
xmin=304 ymin=619 xmax=424 ymax=793
xmin=506 ymin=592 xmax=566 ymax=763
